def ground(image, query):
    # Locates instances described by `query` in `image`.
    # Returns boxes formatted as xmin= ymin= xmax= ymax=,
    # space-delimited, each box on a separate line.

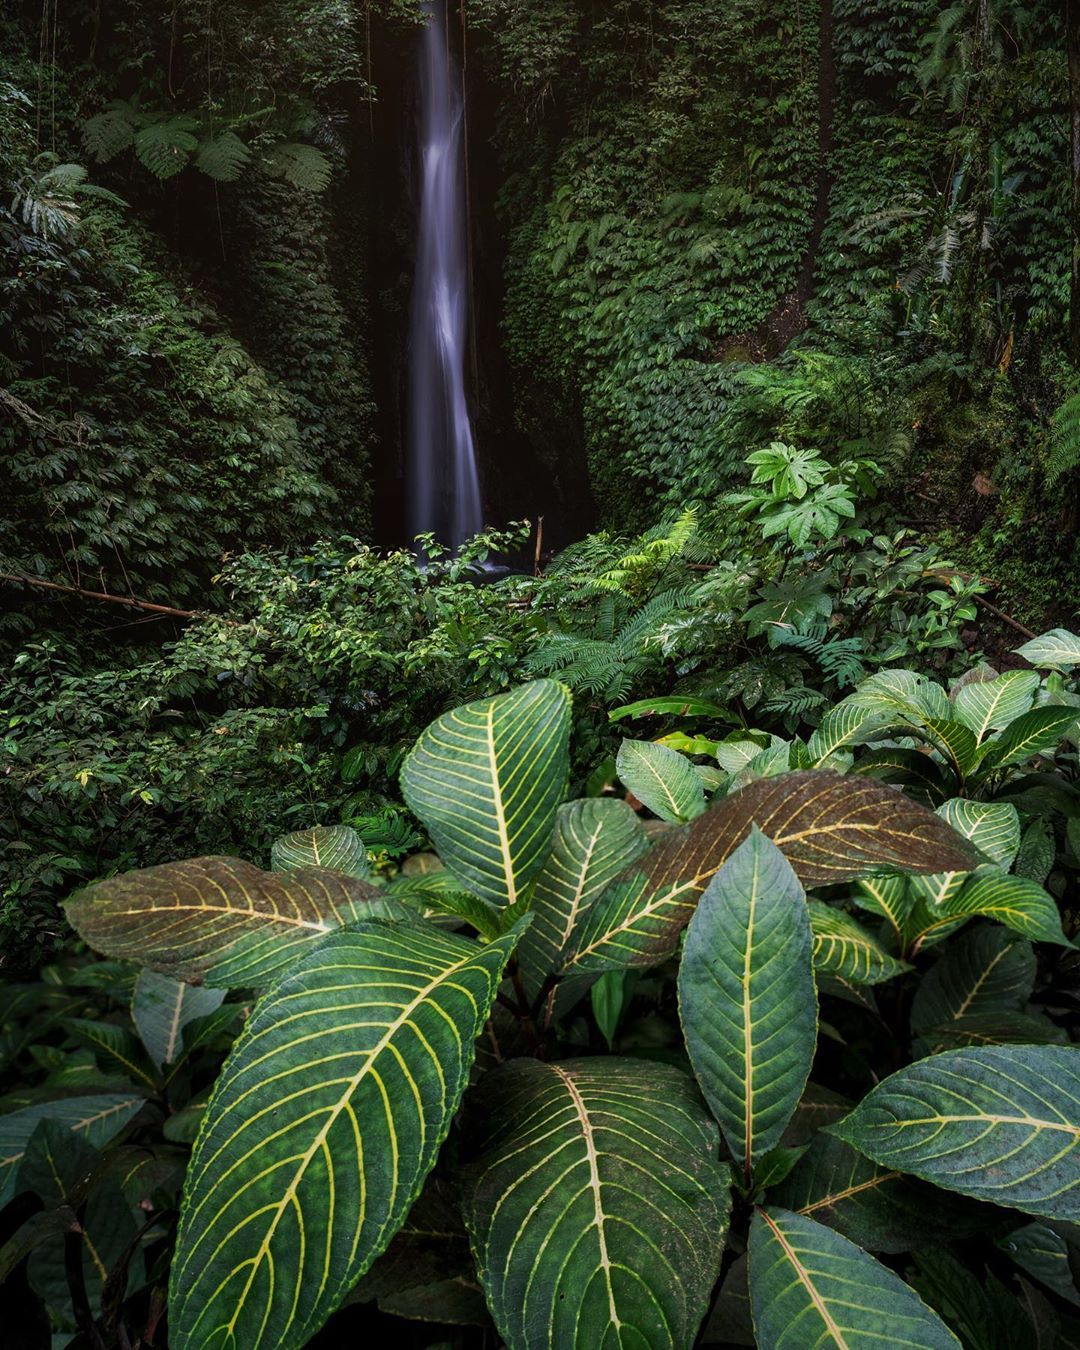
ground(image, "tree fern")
xmin=194 ymin=131 xmax=252 ymax=183
xmin=133 ymin=118 xmax=199 ymax=179
xmin=261 ymin=141 xmax=332 ymax=193
xmin=82 ymin=107 xmax=135 ymax=163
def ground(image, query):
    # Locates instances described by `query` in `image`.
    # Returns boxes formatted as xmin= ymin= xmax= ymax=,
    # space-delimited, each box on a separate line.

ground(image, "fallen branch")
xmin=0 ymin=571 xmax=200 ymax=621
xmin=973 ymin=594 xmax=1036 ymax=640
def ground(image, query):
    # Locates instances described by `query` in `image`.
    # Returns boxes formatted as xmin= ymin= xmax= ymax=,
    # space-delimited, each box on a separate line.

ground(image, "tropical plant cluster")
xmin=3 ymin=1 xmax=1080 ymax=1346
xmin=3 ymin=658 xmax=1080 ymax=1346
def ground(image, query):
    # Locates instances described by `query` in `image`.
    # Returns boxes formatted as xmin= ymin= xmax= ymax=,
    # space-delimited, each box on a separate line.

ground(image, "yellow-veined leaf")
xmin=830 ymin=1045 xmax=1080 ymax=1219
xmin=65 ymin=856 xmax=409 ymax=988
xmin=401 ymin=680 xmax=571 ymax=907
xmin=678 ymin=830 xmax=817 ymax=1179
xmin=169 ymin=920 xmax=521 ymax=1349
xmin=566 ymin=771 xmax=977 ymax=972
xmin=748 ymin=1207 xmax=959 ymax=1348
xmin=465 ymin=1057 xmax=730 ymax=1349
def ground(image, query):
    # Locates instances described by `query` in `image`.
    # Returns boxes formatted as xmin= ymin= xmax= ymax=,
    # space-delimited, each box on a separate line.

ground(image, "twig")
xmin=973 ymin=594 xmax=1036 ymax=640
xmin=533 ymin=516 xmax=545 ymax=576
xmin=1 ymin=571 xmax=200 ymax=621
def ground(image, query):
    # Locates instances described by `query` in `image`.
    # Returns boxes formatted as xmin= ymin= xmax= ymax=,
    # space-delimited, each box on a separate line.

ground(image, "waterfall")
xmin=406 ymin=0 xmax=483 ymax=551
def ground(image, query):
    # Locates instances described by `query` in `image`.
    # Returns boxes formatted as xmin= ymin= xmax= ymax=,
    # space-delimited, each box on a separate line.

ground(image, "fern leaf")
xmin=261 ymin=141 xmax=332 ymax=193
xmin=1046 ymin=392 xmax=1080 ymax=484
xmin=194 ymin=131 xmax=252 ymax=183
xmin=82 ymin=109 xmax=134 ymax=163
xmin=133 ymin=118 xmax=199 ymax=179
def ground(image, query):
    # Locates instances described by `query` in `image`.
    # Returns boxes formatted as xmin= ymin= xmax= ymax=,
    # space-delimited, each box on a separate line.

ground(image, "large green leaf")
xmin=771 ymin=1133 xmax=985 ymax=1254
xmin=937 ymin=799 xmax=1020 ymax=869
xmin=978 ymin=707 xmax=1080 ymax=772
xmin=748 ymin=1207 xmax=959 ymax=1349
xmin=932 ymin=873 xmax=1073 ymax=948
xmin=911 ymin=927 xmax=1036 ymax=1036
xmin=401 ymin=680 xmax=571 ymax=907
xmin=678 ymin=829 xmax=816 ymax=1179
xmin=954 ymin=671 xmax=1040 ymax=741
xmin=830 ymin=1045 xmax=1080 ymax=1219
xmin=0 ymin=1095 xmax=144 ymax=1208
xmin=809 ymin=903 xmax=911 ymax=985
xmin=271 ymin=825 xmax=371 ymax=879
xmin=465 ymin=1057 xmax=730 ymax=1349
xmin=169 ymin=920 xmax=519 ymax=1350
xmin=807 ymin=704 xmax=890 ymax=766
xmin=65 ymin=856 xmax=408 ymax=988
xmin=566 ymin=771 xmax=977 ymax=972
xmin=132 ymin=969 xmax=226 ymax=1069
xmin=1015 ymin=629 xmax=1080 ymax=670
xmin=617 ymin=737 xmax=705 ymax=822
xmin=517 ymin=799 xmax=648 ymax=985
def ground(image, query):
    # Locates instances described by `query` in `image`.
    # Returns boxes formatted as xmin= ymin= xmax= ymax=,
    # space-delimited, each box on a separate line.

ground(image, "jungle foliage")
xmin=4 ymin=1 xmax=1080 ymax=1345
xmin=3 ymin=663 xmax=1080 ymax=1347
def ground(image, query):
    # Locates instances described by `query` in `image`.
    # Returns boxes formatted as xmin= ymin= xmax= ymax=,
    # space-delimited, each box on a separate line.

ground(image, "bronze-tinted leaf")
xmin=65 ymin=856 xmax=411 ymax=988
xmin=568 ymin=771 xmax=978 ymax=971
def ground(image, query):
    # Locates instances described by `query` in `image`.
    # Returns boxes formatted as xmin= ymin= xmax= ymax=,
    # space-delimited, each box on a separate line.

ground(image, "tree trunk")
xmin=1068 ymin=0 xmax=1080 ymax=363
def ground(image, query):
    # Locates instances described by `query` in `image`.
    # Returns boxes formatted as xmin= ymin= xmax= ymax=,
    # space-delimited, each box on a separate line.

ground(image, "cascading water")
xmin=406 ymin=0 xmax=483 ymax=551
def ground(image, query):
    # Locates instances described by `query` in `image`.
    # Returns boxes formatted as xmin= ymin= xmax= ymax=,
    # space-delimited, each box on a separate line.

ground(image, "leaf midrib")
xmin=192 ymin=945 xmax=482 ymax=1339
xmin=759 ymin=1210 xmax=851 ymax=1349
xmin=551 ymin=1065 xmax=622 ymax=1334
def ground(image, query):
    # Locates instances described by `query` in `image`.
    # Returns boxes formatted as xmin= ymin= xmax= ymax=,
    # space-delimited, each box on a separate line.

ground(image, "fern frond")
xmin=1046 ymin=392 xmax=1080 ymax=484
xmin=261 ymin=141 xmax=332 ymax=192
xmin=194 ymin=131 xmax=252 ymax=183
xmin=133 ymin=117 xmax=199 ymax=179
xmin=82 ymin=107 xmax=135 ymax=162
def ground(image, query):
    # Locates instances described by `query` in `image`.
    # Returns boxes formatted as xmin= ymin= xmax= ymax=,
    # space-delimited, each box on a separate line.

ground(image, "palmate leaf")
xmin=771 ymin=1133 xmax=986 ymax=1254
xmin=616 ymin=737 xmax=705 ymax=822
xmin=465 ymin=1057 xmax=730 ymax=1349
xmin=169 ymin=920 xmax=520 ymax=1350
xmin=748 ymin=1207 xmax=959 ymax=1349
xmin=261 ymin=140 xmax=333 ymax=192
xmin=64 ymin=856 xmax=409 ymax=989
xmin=132 ymin=969 xmax=226 ymax=1069
xmin=133 ymin=117 xmax=198 ymax=178
xmin=194 ymin=130 xmax=252 ymax=182
xmin=678 ymin=830 xmax=816 ymax=1179
xmin=830 ymin=1045 xmax=1080 ymax=1220
xmin=566 ymin=771 xmax=977 ymax=972
xmin=401 ymin=680 xmax=571 ymax=908
xmin=809 ymin=902 xmax=911 ymax=985
xmin=517 ymin=799 xmax=647 ymax=986
xmin=0 ymin=1095 xmax=145 ymax=1208
xmin=271 ymin=824 xmax=371 ymax=879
